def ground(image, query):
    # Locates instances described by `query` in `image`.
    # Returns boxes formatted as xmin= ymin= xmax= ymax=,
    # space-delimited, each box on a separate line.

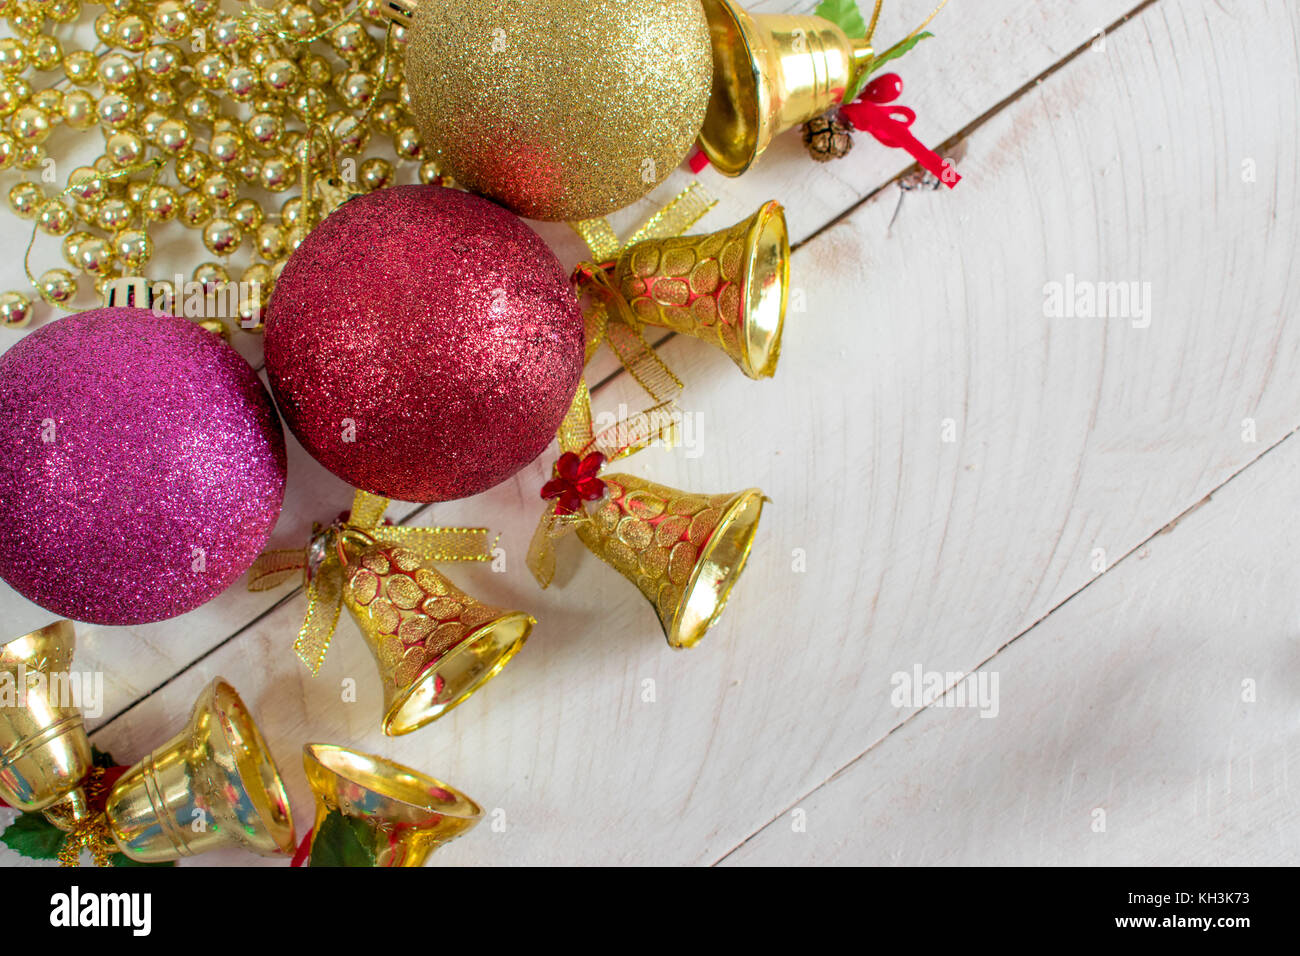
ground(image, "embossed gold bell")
xmin=698 ymin=0 xmax=874 ymax=175
xmin=603 ymin=201 xmax=789 ymax=379
xmin=103 ymin=678 xmax=296 ymax=863
xmin=577 ymin=474 xmax=765 ymax=648
xmin=341 ymin=544 xmax=535 ymax=736
xmin=0 ymin=622 xmax=93 ymax=824
xmin=303 ymin=743 xmax=482 ymax=866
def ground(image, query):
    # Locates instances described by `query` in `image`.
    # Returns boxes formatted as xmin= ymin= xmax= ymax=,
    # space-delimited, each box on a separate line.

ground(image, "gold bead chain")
xmin=0 ymin=0 xmax=449 ymax=332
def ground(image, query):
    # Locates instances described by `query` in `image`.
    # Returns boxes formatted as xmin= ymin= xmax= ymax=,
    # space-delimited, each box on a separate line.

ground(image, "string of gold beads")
xmin=0 ymin=0 xmax=452 ymax=331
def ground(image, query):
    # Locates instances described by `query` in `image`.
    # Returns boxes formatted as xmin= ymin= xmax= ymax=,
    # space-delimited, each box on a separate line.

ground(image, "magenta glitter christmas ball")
xmin=264 ymin=184 xmax=584 ymax=502
xmin=0 ymin=308 xmax=287 ymax=626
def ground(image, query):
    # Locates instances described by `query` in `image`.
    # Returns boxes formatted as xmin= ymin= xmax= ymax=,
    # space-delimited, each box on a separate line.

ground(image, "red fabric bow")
xmin=840 ymin=73 xmax=960 ymax=188
xmin=541 ymin=452 xmax=607 ymax=516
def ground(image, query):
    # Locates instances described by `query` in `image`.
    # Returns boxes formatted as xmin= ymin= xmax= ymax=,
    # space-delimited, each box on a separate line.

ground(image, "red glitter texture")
xmin=265 ymin=185 xmax=584 ymax=503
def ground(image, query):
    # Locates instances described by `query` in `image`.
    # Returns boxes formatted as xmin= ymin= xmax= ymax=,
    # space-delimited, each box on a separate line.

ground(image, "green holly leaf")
xmin=90 ymin=746 xmax=117 ymax=769
xmin=844 ymin=31 xmax=934 ymax=103
xmin=870 ymin=31 xmax=934 ymax=74
xmin=816 ymin=0 xmax=869 ymax=39
xmin=309 ymin=810 xmax=376 ymax=867
xmin=1 ymin=812 xmax=66 ymax=860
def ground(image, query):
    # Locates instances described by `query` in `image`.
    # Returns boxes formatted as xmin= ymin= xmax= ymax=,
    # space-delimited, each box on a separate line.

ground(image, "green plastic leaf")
xmin=816 ymin=0 xmax=868 ymax=39
xmin=1 ymin=812 xmax=66 ymax=860
xmin=90 ymin=746 xmax=118 ymax=769
xmin=871 ymin=31 xmax=934 ymax=73
xmin=844 ymin=32 xmax=934 ymax=103
xmin=309 ymin=810 xmax=376 ymax=868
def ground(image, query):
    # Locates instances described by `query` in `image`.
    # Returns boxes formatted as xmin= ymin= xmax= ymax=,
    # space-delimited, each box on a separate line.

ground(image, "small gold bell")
xmin=577 ymin=474 xmax=765 ymax=648
xmin=0 ymin=622 xmax=94 ymax=826
xmin=303 ymin=743 xmax=482 ymax=867
xmin=341 ymin=544 xmax=534 ymax=736
xmin=698 ymin=0 xmax=873 ymax=175
xmin=605 ymin=201 xmax=790 ymax=379
xmin=104 ymin=678 xmax=296 ymax=863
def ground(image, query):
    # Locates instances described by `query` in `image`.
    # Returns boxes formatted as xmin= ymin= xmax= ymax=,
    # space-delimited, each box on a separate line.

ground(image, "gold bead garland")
xmin=0 ymin=0 xmax=450 ymax=331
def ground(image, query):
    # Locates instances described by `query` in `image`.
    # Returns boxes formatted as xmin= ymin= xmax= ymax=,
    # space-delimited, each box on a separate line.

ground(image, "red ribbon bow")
xmin=840 ymin=73 xmax=960 ymax=188
xmin=541 ymin=452 xmax=607 ymax=516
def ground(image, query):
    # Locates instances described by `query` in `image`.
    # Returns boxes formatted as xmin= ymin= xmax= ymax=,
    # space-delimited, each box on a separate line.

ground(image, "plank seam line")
xmin=710 ymin=421 xmax=1300 ymax=866
xmin=86 ymin=501 xmax=429 ymax=734
xmin=588 ymin=0 xmax=1163 ymax=398
xmin=88 ymin=0 xmax=1167 ymax=748
xmin=795 ymin=0 xmax=1163 ymax=253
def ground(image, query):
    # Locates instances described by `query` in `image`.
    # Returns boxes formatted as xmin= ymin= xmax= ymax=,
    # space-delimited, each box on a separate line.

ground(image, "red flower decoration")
xmin=840 ymin=72 xmax=961 ymax=189
xmin=541 ymin=452 xmax=606 ymax=516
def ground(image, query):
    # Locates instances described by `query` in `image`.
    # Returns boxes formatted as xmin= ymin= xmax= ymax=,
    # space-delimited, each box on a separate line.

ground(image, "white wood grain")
xmin=4 ymin=0 xmax=1299 ymax=866
xmin=719 ymin=429 xmax=1300 ymax=865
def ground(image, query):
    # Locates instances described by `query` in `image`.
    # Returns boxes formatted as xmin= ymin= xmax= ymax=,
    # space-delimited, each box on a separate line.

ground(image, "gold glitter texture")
xmin=401 ymin=0 xmax=714 ymax=221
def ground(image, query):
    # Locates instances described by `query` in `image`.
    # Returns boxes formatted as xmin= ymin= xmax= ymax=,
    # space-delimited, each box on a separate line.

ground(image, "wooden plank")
xmin=720 ymin=430 xmax=1300 ymax=865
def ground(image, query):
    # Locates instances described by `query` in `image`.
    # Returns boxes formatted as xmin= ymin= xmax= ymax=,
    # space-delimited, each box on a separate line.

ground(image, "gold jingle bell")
xmin=303 ymin=743 xmax=482 ymax=867
xmin=388 ymin=0 xmax=714 ymax=221
xmin=606 ymin=200 xmax=790 ymax=379
xmin=104 ymin=678 xmax=296 ymax=863
xmin=342 ymin=544 xmax=534 ymax=736
xmin=578 ymin=474 xmax=765 ymax=648
xmin=0 ymin=622 xmax=94 ymax=825
xmin=698 ymin=0 xmax=874 ymax=175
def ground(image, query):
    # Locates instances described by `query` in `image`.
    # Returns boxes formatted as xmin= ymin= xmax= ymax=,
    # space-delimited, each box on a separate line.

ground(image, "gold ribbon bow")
xmin=526 ymin=380 xmax=674 ymax=587
xmin=571 ymin=182 xmax=718 ymax=405
xmin=248 ymin=490 xmax=496 ymax=673
xmin=525 ymin=185 xmax=722 ymax=587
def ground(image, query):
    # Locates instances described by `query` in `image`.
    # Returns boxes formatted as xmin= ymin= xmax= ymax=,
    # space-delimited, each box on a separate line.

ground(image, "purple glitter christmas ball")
xmin=0 ymin=308 xmax=287 ymax=625
xmin=264 ymin=184 xmax=584 ymax=503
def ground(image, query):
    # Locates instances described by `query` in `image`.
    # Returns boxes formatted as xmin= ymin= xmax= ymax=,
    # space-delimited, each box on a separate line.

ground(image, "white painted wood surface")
xmin=2 ymin=0 xmax=1297 ymax=865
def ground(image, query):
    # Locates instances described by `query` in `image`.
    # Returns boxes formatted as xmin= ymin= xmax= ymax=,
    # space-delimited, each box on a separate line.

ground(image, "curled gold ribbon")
xmin=572 ymin=181 xmax=718 ymax=389
xmin=571 ymin=182 xmax=718 ymax=263
xmin=570 ymin=181 xmax=720 ymax=436
xmin=526 ymin=186 xmax=721 ymax=587
xmin=248 ymin=490 xmax=497 ymax=674
xmin=526 ymin=380 xmax=679 ymax=587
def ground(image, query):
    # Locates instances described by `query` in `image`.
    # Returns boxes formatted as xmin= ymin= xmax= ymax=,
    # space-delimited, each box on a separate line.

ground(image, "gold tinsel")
xmin=41 ymin=765 xmax=118 ymax=867
xmin=0 ymin=0 xmax=449 ymax=332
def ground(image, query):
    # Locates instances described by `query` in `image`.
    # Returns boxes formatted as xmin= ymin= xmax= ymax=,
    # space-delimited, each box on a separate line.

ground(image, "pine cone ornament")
xmin=802 ymin=113 xmax=855 ymax=162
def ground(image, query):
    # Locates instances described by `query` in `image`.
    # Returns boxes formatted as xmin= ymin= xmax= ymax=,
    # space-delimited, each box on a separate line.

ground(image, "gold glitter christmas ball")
xmin=398 ymin=0 xmax=712 ymax=221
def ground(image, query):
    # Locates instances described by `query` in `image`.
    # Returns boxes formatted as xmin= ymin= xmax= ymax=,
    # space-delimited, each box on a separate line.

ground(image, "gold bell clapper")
xmin=592 ymin=201 xmax=791 ymax=380
xmin=303 ymin=743 xmax=483 ymax=867
xmin=341 ymin=544 xmax=535 ymax=736
xmin=103 ymin=678 xmax=297 ymax=864
xmin=576 ymin=474 xmax=765 ymax=649
xmin=698 ymin=0 xmax=874 ymax=175
xmin=0 ymin=622 xmax=94 ymax=826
